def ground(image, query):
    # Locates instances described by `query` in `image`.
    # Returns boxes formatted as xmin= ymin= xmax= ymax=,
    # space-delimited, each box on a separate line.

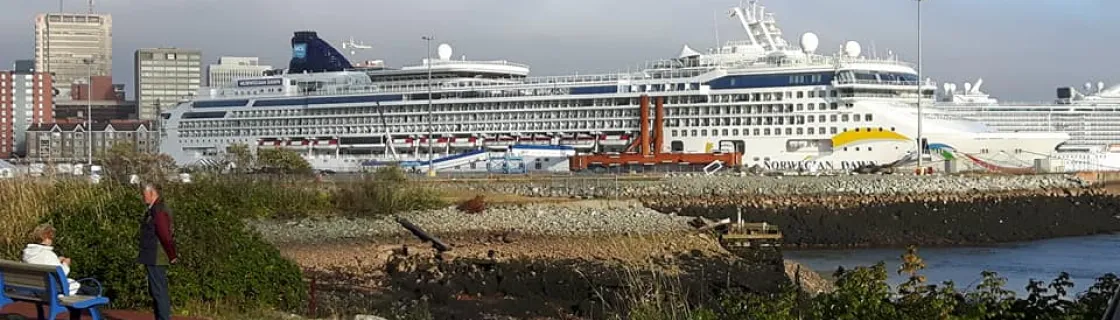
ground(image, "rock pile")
xmin=438 ymin=174 xmax=1088 ymax=199
xmin=251 ymin=200 xmax=694 ymax=244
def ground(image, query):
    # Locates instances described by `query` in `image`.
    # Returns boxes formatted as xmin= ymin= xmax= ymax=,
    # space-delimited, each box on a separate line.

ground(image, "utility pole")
xmin=422 ymin=35 xmax=435 ymax=177
xmin=85 ymin=58 xmax=93 ymax=166
xmin=915 ymin=0 xmax=925 ymax=174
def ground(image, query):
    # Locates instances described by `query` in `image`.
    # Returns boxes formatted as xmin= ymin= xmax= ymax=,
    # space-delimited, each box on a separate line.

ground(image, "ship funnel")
xmin=971 ymin=78 xmax=984 ymax=94
xmin=288 ymin=31 xmax=354 ymax=74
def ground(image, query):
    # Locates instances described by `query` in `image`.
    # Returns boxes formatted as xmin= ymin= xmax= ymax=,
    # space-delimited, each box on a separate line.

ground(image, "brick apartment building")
xmin=0 ymin=64 xmax=54 ymax=159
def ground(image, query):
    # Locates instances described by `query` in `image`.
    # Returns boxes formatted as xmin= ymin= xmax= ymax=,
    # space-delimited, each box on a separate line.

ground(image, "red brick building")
xmin=0 ymin=67 xmax=54 ymax=159
xmin=70 ymin=75 xmax=120 ymax=101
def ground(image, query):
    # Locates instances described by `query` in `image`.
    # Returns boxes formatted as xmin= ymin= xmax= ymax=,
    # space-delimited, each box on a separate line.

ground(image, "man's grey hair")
xmin=143 ymin=182 xmax=162 ymax=195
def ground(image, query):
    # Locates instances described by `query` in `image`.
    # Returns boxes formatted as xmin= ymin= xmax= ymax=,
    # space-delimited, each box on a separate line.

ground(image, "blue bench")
xmin=0 ymin=259 xmax=109 ymax=320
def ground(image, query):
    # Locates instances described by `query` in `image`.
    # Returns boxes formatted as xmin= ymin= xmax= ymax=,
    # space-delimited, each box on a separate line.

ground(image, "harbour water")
xmin=785 ymin=233 xmax=1120 ymax=295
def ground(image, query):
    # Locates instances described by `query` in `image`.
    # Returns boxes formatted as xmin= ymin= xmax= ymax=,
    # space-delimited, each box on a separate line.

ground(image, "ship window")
xmin=701 ymin=130 xmax=708 ymax=136
xmin=753 ymin=129 xmax=760 ymax=135
xmin=830 ymin=103 xmax=839 ymax=110
xmin=764 ymin=128 xmax=771 ymax=135
xmin=830 ymin=115 xmax=837 ymax=122
xmin=733 ymin=129 xmax=739 ymax=135
xmin=796 ymin=103 xmax=803 ymax=111
xmin=890 ymin=127 xmax=896 ymax=131
xmin=807 ymin=117 xmax=814 ymax=123
xmin=866 ymin=114 xmax=873 ymax=121
xmin=830 ymin=127 xmax=837 ymax=134
xmin=722 ymin=129 xmax=728 ymax=136
xmin=852 ymin=114 xmax=860 ymax=122
xmin=855 ymin=147 xmax=860 ymax=151
xmin=831 ymin=91 xmax=838 ymax=97
xmin=797 ymin=91 xmax=804 ymax=99
xmin=796 ymin=128 xmax=803 ymax=135
xmin=785 ymin=128 xmax=792 ymax=135
xmin=671 ymin=130 xmax=678 ymax=137
xmin=842 ymin=115 xmax=849 ymax=122
xmin=807 ymin=128 xmax=815 ymax=134
xmin=691 ymin=130 xmax=697 ymax=136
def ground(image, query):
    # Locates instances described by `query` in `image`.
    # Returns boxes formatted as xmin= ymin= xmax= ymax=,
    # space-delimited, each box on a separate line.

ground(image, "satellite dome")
xmin=799 ymin=32 xmax=819 ymax=53
xmin=437 ymin=43 xmax=453 ymax=60
xmin=943 ymin=83 xmax=951 ymax=93
xmin=843 ymin=41 xmax=862 ymax=57
xmin=964 ymin=82 xmax=973 ymax=93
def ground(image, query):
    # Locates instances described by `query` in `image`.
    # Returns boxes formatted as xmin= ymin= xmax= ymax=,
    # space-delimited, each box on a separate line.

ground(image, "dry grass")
xmin=0 ymin=179 xmax=59 ymax=259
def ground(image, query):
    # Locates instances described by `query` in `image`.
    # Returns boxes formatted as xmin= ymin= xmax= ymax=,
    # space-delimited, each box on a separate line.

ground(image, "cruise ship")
xmin=936 ymin=80 xmax=1120 ymax=171
xmin=159 ymin=1 xmax=1068 ymax=173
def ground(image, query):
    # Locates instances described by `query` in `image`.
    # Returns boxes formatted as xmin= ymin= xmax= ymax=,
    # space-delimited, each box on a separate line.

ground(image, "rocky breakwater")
xmin=252 ymin=200 xmax=694 ymax=244
xmin=436 ymin=174 xmax=1088 ymax=199
xmin=647 ymin=188 xmax=1120 ymax=248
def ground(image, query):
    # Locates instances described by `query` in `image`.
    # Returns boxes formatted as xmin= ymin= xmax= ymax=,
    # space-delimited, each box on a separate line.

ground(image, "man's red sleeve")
xmin=153 ymin=210 xmax=177 ymax=261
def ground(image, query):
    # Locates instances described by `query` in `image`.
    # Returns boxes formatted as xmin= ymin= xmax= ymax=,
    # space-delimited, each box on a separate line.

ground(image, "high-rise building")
xmin=34 ymin=13 xmax=112 ymax=101
xmin=207 ymin=57 xmax=271 ymax=88
xmin=0 ymin=67 xmax=54 ymax=159
xmin=134 ymin=48 xmax=202 ymax=121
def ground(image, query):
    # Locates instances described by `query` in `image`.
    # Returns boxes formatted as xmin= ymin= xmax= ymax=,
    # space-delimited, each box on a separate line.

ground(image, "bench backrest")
xmin=0 ymin=259 xmax=67 ymax=301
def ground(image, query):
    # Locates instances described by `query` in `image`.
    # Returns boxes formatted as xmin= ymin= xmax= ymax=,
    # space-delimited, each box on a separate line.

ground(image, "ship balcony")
xmin=833 ymin=79 xmax=937 ymax=89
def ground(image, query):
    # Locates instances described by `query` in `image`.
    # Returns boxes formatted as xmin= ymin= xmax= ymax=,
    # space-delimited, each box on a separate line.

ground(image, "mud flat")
xmin=259 ymin=201 xmax=823 ymax=319
xmin=646 ymin=188 xmax=1120 ymax=248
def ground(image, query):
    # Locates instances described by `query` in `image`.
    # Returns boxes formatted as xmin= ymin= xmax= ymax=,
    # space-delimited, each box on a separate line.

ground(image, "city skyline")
xmin=0 ymin=0 xmax=1117 ymax=102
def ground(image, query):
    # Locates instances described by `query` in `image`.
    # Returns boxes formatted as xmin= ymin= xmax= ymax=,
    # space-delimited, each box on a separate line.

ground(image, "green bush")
xmin=45 ymin=182 xmax=307 ymax=311
xmin=333 ymin=167 xmax=446 ymax=217
xmin=180 ymin=175 xmax=332 ymax=219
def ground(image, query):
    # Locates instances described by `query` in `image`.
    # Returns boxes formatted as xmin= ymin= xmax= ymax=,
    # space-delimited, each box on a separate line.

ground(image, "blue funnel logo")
xmin=292 ymin=43 xmax=307 ymax=59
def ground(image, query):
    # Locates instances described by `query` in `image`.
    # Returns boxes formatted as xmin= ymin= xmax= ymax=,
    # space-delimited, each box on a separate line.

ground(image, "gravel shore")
xmin=251 ymin=200 xmax=693 ymax=244
xmin=434 ymin=174 xmax=1088 ymax=199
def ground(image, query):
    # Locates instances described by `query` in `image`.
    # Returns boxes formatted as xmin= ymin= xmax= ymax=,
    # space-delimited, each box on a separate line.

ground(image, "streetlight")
xmin=83 ymin=58 xmax=93 ymax=166
xmin=915 ymin=0 xmax=925 ymax=174
xmin=422 ymin=35 xmax=434 ymax=177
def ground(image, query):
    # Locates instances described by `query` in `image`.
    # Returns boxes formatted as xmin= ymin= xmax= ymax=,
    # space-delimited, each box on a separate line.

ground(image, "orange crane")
xmin=569 ymin=95 xmax=742 ymax=171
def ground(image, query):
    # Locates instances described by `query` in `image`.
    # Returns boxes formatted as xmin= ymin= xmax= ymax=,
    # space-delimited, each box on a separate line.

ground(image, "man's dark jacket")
xmin=138 ymin=199 xmax=177 ymax=266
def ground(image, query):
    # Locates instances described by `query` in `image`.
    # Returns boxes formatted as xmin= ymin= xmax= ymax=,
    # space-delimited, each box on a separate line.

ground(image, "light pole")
xmin=84 ymin=58 xmax=93 ymax=166
xmin=915 ymin=0 xmax=925 ymax=174
xmin=422 ymin=35 xmax=434 ymax=177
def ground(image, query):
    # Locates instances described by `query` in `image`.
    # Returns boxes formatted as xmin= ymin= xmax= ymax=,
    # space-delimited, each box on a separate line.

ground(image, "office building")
xmin=207 ymin=57 xmax=271 ymax=88
xmin=134 ymin=48 xmax=202 ymax=120
xmin=54 ymin=100 xmax=137 ymax=123
xmin=0 ymin=66 xmax=54 ymax=159
xmin=24 ymin=120 xmax=157 ymax=162
xmin=71 ymin=75 xmax=118 ymax=101
xmin=34 ymin=13 xmax=112 ymax=101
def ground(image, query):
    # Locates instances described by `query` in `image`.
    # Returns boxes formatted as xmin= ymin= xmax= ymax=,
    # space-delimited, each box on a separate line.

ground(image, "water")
xmin=785 ymin=233 xmax=1120 ymax=295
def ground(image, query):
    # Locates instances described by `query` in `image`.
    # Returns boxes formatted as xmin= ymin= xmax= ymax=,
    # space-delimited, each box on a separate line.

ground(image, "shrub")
xmin=334 ymin=167 xmax=445 ymax=217
xmin=179 ymin=175 xmax=333 ymax=219
xmin=457 ymin=195 xmax=486 ymax=214
xmin=44 ymin=182 xmax=307 ymax=311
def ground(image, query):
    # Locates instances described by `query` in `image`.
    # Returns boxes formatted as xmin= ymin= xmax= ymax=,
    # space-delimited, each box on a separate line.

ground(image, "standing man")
xmin=139 ymin=183 xmax=177 ymax=320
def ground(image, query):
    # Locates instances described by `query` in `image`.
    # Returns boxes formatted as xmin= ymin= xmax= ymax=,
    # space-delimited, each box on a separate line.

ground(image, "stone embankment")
xmin=647 ymin=188 xmax=1120 ymax=248
xmin=434 ymin=174 xmax=1088 ymax=199
xmin=252 ymin=200 xmax=693 ymax=245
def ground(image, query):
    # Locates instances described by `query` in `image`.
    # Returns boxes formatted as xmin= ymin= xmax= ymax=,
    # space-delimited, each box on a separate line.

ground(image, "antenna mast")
xmin=88 ymin=0 xmax=93 ymax=13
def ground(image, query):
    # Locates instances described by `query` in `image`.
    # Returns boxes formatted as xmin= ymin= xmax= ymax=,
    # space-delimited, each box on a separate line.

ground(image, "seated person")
xmin=22 ymin=224 xmax=97 ymax=296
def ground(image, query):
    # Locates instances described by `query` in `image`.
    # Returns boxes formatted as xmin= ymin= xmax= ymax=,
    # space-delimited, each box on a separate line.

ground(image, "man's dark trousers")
xmin=145 ymin=265 xmax=170 ymax=320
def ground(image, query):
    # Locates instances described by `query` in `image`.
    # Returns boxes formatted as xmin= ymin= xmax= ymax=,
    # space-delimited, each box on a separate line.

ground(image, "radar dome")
xmin=843 ymin=41 xmax=862 ymax=57
xmin=799 ymin=32 xmax=819 ymax=53
xmin=1086 ymin=82 xmax=1094 ymax=92
xmin=943 ymin=83 xmax=951 ymax=93
xmin=964 ymin=82 xmax=973 ymax=93
xmin=1099 ymin=81 xmax=1106 ymax=92
xmin=437 ymin=43 xmax=453 ymax=60
xmin=949 ymin=83 xmax=957 ymax=93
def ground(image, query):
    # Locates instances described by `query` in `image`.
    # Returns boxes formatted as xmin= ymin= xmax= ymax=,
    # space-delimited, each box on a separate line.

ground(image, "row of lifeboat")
xmin=256 ymin=134 xmax=634 ymax=150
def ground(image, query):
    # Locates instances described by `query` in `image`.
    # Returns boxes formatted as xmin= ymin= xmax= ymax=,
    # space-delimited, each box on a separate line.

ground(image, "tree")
xmin=98 ymin=141 xmax=177 ymax=183
xmin=224 ymin=143 xmax=254 ymax=173
xmin=255 ymin=148 xmax=312 ymax=175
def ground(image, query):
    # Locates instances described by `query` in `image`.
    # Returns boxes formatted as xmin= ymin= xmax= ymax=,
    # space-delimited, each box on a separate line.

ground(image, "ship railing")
xmin=420 ymin=59 xmax=532 ymax=69
xmin=833 ymin=79 xmax=935 ymax=87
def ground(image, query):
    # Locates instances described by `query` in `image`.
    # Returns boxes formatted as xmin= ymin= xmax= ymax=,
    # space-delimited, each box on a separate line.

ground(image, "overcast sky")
xmin=1 ymin=0 xmax=1116 ymax=101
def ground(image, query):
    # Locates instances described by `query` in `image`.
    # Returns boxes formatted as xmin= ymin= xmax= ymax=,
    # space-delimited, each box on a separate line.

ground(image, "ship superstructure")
xmin=160 ymin=1 xmax=1067 ymax=173
xmin=936 ymin=80 xmax=1120 ymax=171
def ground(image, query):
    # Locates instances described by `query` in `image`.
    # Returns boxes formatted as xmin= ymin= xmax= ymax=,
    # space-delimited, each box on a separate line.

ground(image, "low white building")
xmin=207 ymin=57 xmax=272 ymax=88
